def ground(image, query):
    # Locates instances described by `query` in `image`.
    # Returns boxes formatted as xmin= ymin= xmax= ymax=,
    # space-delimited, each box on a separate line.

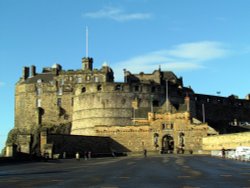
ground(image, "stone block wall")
xmin=202 ymin=132 xmax=250 ymax=150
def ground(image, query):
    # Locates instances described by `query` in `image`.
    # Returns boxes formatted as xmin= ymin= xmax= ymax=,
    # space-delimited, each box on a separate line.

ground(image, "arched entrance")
xmin=161 ymin=134 xmax=174 ymax=154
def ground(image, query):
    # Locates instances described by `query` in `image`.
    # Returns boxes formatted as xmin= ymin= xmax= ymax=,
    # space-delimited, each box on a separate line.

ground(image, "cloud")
xmin=83 ymin=7 xmax=152 ymax=22
xmin=112 ymin=41 xmax=229 ymax=81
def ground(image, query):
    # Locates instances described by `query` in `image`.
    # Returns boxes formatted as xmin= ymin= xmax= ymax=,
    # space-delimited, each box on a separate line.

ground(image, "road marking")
xmin=119 ymin=176 xmax=130 ymax=179
xmin=178 ymin=175 xmax=191 ymax=178
xmin=220 ymin=174 xmax=232 ymax=177
xmin=51 ymin=179 xmax=64 ymax=182
xmin=182 ymin=186 xmax=200 ymax=188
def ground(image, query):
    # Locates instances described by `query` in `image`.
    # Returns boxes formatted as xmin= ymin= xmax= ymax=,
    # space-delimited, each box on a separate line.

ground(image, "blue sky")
xmin=1 ymin=0 xmax=250 ymax=151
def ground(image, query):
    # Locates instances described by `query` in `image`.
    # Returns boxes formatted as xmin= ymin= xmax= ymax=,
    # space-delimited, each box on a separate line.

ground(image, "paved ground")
xmin=0 ymin=155 xmax=249 ymax=188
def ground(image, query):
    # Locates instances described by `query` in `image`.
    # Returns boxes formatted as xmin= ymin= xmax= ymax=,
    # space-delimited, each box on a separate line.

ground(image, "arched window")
xmin=97 ymin=85 xmax=102 ymax=91
xmin=81 ymin=87 xmax=86 ymax=93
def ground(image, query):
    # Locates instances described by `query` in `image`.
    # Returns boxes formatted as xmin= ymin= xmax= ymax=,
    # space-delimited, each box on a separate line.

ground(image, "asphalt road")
xmin=0 ymin=155 xmax=249 ymax=188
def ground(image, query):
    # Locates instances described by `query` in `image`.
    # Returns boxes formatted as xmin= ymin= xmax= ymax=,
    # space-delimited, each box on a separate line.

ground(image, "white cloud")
xmin=83 ymin=7 xmax=152 ymax=22
xmin=112 ymin=41 xmax=229 ymax=81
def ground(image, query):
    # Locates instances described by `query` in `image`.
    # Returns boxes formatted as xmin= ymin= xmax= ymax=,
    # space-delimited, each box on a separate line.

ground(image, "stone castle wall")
xmin=202 ymin=132 xmax=250 ymax=150
xmin=15 ymin=81 xmax=73 ymax=131
xmin=71 ymin=82 xmax=183 ymax=135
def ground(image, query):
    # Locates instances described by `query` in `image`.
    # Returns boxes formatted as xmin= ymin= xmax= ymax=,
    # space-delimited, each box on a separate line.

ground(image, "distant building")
xmin=5 ymin=55 xmax=250 ymax=157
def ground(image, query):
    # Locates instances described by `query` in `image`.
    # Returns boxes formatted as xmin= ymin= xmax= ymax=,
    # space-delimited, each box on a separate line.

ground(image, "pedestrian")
xmin=76 ymin=152 xmax=80 ymax=161
xmin=222 ymin=148 xmax=226 ymax=158
xmin=88 ymin=151 xmax=91 ymax=159
xmin=84 ymin=151 xmax=88 ymax=160
xmin=143 ymin=149 xmax=147 ymax=157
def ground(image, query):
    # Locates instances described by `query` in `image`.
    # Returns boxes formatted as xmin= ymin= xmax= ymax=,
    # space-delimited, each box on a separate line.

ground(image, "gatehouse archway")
xmin=161 ymin=134 xmax=174 ymax=154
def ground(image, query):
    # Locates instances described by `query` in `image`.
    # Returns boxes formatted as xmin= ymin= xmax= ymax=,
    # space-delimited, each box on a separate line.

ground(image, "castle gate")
xmin=161 ymin=134 xmax=174 ymax=154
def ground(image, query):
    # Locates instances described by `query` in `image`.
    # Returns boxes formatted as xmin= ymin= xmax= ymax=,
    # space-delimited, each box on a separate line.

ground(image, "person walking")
xmin=222 ymin=148 xmax=226 ymax=158
xmin=143 ymin=149 xmax=147 ymax=157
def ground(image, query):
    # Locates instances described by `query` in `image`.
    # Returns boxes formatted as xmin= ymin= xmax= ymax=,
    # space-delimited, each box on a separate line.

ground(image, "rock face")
xmin=6 ymin=55 xmax=250 ymax=156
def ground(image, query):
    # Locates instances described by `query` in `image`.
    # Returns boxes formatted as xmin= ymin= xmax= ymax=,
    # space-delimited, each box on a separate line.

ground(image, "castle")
xmin=5 ymin=55 xmax=250 ymax=157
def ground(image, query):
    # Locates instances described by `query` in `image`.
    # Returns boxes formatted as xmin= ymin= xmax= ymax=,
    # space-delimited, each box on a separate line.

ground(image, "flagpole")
xmin=86 ymin=26 xmax=88 ymax=57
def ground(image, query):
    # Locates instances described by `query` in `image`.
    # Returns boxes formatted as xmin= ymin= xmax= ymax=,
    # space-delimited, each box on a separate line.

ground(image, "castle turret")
xmin=82 ymin=57 xmax=93 ymax=71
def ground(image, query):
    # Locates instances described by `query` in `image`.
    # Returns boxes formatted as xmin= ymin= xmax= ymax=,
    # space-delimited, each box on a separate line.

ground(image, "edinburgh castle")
xmin=5 ymin=54 xmax=250 ymax=158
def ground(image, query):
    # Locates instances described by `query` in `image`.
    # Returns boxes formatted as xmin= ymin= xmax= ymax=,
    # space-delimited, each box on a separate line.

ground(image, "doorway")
xmin=161 ymin=134 xmax=174 ymax=154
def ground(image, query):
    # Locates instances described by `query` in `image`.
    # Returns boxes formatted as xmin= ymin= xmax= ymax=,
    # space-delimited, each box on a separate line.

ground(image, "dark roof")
xmin=25 ymin=73 xmax=55 ymax=84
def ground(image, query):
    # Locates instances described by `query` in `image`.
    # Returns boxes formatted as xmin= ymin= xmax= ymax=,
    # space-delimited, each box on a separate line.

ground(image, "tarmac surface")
xmin=0 ymin=154 xmax=249 ymax=188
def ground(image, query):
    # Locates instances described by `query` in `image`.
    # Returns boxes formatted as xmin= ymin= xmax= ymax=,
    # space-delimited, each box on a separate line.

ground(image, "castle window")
xmin=82 ymin=87 xmax=86 ymax=93
xmin=115 ymin=85 xmax=122 ymax=91
xmin=37 ymin=79 xmax=43 ymax=83
xmin=71 ymin=98 xmax=74 ymax=106
xmin=153 ymin=100 xmax=159 ymax=107
xmin=97 ymin=85 xmax=102 ymax=91
xmin=134 ymin=85 xmax=140 ymax=92
xmin=60 ymin=79 xmax=64 ymax=85
xmin=94 ymin=76 xmax=99 ymax=82
xmin=36 ymin=99 xmax=42 ymax=107
xmin=86 ymin=75 xmax=91 ymax=81
xmin=57 ymin=98 xmax=62 ymax=107
xmin=151 ymin=86 xmax=156 ymax=93
xmin=36 ymin=88 xmax=42 ymax=96
xmin=162 ymin=123 xmax=166 ymax=130
xmin=58 ymin=87 xmax=63 ymax=95
xmin=77 ymin=77 xmax=82 ymax=83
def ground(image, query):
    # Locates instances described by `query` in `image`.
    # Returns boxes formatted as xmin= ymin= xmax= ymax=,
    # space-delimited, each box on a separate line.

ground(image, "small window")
xmin=207 ymin=98 xmax=210 ymax=102
xmin=36 ymin=99 xmax=42 ymax=107
xmin=57 ymin=98 xmax=62 ymax=107
xmin=60 ymin=79 xmax=64 ymax=85
xmin=94 ymin=77 xmax=99 ymax=82
xmin=77 ymin=77 xmax=82 ymax=83
xmin=82 ymin=87 xmax=86 ymax=93
xmin=153 ymin=100 xmax=159 ymax=107
xmin=71 ymin=98 xmax=74 ymax=106
xmin=58 ymin=87 xmax=63 ymax=95
xmin=134 ymin=85 xmax=140 ymax=92
xmin=151 ymin=86 xmax=155 ymax=93
xmin=115 ymin=85 xmax=122 ymax=91
xmin=36 ymin=88 xmax=42 ymax=96
xmin=97 ymin=85 xmax=102 ymax=91
xmin=37 ymin=79 xmax=43 ymax=83
xmin=162 ymin=123 xmax=166 ymax=130
xmin=86 ymin=76 xmax=91 ymax=81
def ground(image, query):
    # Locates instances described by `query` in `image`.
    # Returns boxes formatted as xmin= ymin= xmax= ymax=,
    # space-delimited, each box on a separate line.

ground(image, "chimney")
xmin=30 ymin=65 xmax=36 ymax=77
xmin=22 ymin=67 xmax=30 ymax=80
